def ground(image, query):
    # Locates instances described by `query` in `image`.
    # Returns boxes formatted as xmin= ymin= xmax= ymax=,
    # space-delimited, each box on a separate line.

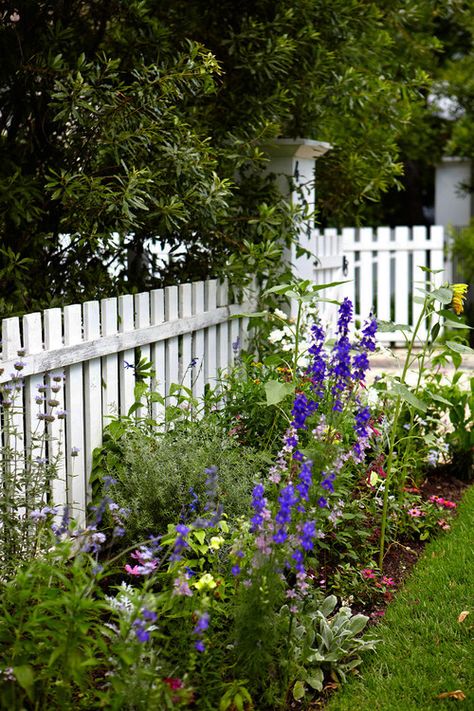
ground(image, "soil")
xmin=378 ymin=471 xmax=470 ymax=603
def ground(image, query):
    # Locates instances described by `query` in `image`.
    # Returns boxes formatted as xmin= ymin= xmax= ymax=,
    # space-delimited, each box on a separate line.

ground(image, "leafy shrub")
xmin=92 ymin=419 xmax=270 ymax=542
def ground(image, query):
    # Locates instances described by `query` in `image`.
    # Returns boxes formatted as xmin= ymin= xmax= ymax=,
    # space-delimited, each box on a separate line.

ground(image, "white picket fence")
xmin=295 ymin=225 xmax=448 ymax=343
xmin=0 ymin=279 xmax=254 ymax=520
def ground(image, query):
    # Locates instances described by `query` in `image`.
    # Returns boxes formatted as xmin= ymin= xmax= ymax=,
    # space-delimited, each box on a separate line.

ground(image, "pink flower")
xmin=361 ymin=568 xmax=376 ymax=579
xmin=429 ymin=495 xmax=456 ymax=509
xmin=437 ymin=518 xmax=451 ymax=531
xmin=381 ymin=576 xmax=395 ymax=587
xmin=371 ymin=609 xmax=385 ymax=618
xmin=124 ymin=564 xmax=140 ymax=575
xmin=407 ymin=507 xmax=425 ymax=518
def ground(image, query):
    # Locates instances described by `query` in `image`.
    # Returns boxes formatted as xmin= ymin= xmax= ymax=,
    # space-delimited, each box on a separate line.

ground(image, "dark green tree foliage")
xmin=0 ymin=1 xmax=446 ymax=312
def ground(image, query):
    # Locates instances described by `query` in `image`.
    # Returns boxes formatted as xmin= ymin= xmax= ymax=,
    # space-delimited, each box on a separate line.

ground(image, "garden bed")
xmin=1 ymin=282 xmax=473 ymax=710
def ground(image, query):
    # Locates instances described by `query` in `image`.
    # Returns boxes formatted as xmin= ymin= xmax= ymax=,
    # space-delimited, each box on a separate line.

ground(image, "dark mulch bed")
xmin=381 ymin=471 xmax=470 ymax=588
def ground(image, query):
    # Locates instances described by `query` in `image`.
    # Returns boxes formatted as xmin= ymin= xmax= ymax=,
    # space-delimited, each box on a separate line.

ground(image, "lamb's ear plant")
xmin=288 ymin=595 xmax=379 ymax=704
xmin=377 ymin=273 xmax=473 ymax=568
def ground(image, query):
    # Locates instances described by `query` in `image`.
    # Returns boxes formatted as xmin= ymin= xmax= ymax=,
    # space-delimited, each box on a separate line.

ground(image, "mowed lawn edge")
xmin=326 ymin=483 xmax=474 ymax=711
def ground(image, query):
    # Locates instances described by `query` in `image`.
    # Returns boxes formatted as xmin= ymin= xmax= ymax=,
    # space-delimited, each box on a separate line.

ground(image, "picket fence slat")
xmin=192 ymin=281 xmax=206 ymax=401
xmin=217 ymin=280 xmax=229 ymax=374
xmin=44 ymin=308 xmax=67 ymax=510
xmin=23 ymin=313 xmax=44 ymax=469
xmin=2 ymin=318 xmax=24 ymax=461
xmin=179 ymin=283 xmax=193 ymax=392
xmin=375 ymin=227 xmax=392 ymax=323
xmin=64 ymin=304 xmax=86 ymax=520
xmin=359 ymin=228 xmax=374 ymax=320
xmin=118 ymin=295 xmax=135 ymax=416
xmin=205 ymin=280 xmax=218 ymax=389
xmin=83 ymin=301 xmax=102 ymax=499
xmin=135 ymin=292 xmax=151 ymax=419
xmin=101 ymin=298 xmax=119 ymax=418
xmin=165 ymin=286 xmax=180 ymax=396
xmin=150 ymin=288 xmax=166 ymax=421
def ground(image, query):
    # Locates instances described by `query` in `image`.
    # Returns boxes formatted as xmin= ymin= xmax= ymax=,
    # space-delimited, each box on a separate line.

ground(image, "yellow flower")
xmin=194 ymin=573 xmax=217 ymax=591
xmin=209 ymin=536 xmax=225 ymax=551
xmin=452 ymin=283 xmax=468 ymax=315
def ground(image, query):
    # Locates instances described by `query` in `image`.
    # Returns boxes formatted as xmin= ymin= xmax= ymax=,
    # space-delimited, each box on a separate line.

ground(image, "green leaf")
xmin=14 ymin=665 xmax=35 ymax=701
xmin=438 ymin=309 xmax=473 ymax=328
xmin=445 ymin=340 xmax=474 ymax=355
xmin=418 ymin=266 xmax=444 ymax=274
xmin=232 ymin=311 xmax=267 ymax=318
xmin=425 ymin=389 xmax=452 ymax=407
xmin=430 ymin=322 xmax=440 ymax=341
xmin=264 ymin=380 xmax=294 ymax=406
xmin=193 ymin=530 xmax=206 ymax=545
xmin=309 ymin=279 xmax=351 ymax=292
xmin=319 ymin=595 xmax=338 ymax=617
xmin=305 ymin=669 xmax=324 ymax=692
xmin=348 ymin=614 xmax=369 ymax=635
xmin=292 ymin=680 xmax=306 ymax=701
xmin=392 ymin=382 xmax=427 ymax=412
xmin=430 ymin=287 xmax=453 ymax=304
xmin=377 ymin=320 xmax=412 ymax=333
xmin=263 ymin=283 xmax=294 ymax=296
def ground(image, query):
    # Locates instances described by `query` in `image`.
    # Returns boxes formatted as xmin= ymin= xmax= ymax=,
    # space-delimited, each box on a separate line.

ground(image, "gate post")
xmin=262 ymin=138 xmax=331 ymax=314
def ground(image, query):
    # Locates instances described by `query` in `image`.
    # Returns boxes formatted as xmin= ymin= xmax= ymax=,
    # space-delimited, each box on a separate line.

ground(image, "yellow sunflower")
xmin=451 ymin=283 xmax=468 ymax=315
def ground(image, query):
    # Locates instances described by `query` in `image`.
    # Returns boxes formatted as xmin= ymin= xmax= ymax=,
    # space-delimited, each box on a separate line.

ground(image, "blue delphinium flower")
xmin=330 ymin=298 xmax=354 ymax=412
xmin=250 ymin=483 xmax=268 ymax=531
xmin=296 ymin=459 xmax=313 ymax=502
xmin=352 ymin=315 xmax=377 ymax=382
xmin=307 ymin=323 xmax=327 ymax=397
xmin=273 ymin=484 xmax=299 ymax=544
xmin=300 ymin=520 xmax=316 ymax=551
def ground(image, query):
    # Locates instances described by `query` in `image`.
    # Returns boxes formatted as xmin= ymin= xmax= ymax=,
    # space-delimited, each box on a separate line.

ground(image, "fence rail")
xmin=0 ymin=279 xmax=255 ymax=520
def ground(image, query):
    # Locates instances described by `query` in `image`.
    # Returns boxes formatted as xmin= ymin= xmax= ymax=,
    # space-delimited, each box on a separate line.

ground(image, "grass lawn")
xmin=326 ymin=482 xmax=474 ymax=711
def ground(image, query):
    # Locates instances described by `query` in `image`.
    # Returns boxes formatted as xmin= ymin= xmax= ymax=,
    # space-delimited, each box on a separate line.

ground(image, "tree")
xmin=0 ymin=0 xmax=450 ymax=314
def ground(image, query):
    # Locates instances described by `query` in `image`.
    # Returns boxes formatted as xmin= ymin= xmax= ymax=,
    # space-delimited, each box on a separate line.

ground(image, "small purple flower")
xmin=133 ymin=620 xmax=150 ymax=643
xmin=193 ymin=612 xmax=210 ymax=634
xmin=195 ymin=640 xmax=205 ymax=652
xmin=321 ymin=471 xmax=336 ymax=493
xmin=103 ymin=475 xmax=117 ymax=490
xmin=142 ymin=608 xmax=157 ymax=623
xmin=170 ymin=524 xmax=189 ymax=561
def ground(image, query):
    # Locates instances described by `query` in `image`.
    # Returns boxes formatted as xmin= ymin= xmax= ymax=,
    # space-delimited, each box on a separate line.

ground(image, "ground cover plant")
xmin=0 ymin=278 xmax=472 ymax=710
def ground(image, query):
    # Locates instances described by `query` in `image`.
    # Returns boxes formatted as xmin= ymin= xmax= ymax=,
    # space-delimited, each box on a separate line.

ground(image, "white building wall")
xmin=434 ymin=157 xmax=472 ymax=227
